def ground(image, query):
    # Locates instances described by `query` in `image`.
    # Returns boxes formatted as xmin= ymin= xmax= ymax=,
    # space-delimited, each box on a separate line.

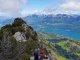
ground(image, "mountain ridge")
xmin=0 ymin=18 xmax=39 ymax=60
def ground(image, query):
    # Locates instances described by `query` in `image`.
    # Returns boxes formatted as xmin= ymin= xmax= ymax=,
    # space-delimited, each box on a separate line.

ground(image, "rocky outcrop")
xmin=13 ymin=32 xmax=26 ymax=42
xmin=0 ymin=18 xmax=38 ymax=60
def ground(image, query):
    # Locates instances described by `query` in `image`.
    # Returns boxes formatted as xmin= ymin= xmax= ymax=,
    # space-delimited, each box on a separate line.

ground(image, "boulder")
xmin=13 ymin=32 xmax=26 ymax=42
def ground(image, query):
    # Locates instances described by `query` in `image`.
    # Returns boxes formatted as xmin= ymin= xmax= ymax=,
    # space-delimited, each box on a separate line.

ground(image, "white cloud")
xmin=30 ymin=0 xmax=80 ymax=15
xmin=0 ymin=0 xmax=27 ymax=17
xmin=66 ymin=0 xmax=79 ymax=2
xmin=60 ymin=2 xmax=80 ymax=10
xmin=60 ymin=0 xmax=80 ymax=14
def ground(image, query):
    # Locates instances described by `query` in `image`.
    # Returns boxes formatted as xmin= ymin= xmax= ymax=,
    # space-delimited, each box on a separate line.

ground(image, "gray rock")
xmin=13 ymin=32 xmax=26 ymax=42
xmin=0 ymin=32 xmax=16 ymax=60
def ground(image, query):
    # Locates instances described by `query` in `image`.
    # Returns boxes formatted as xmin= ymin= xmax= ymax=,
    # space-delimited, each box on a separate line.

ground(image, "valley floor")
xmin=37 ymin=31 xmax=80 ymax=60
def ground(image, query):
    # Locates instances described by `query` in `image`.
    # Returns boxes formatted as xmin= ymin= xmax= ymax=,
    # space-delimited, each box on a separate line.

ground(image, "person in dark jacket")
xmin=34 ymin=48 xmax=40 ymax=60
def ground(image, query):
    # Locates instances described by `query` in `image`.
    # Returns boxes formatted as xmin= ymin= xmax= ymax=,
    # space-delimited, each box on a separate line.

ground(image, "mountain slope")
xmin=0 ymin=18 xmax=39 ymax=60
xmin=38 ymin=31 xmax=80 ymax=60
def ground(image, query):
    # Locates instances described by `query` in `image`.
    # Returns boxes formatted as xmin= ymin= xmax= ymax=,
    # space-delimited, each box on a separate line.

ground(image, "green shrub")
xmin=1 ymin=24 xmax=12 ymax=30
xmin=9 ymin=36 xmax=17 ymax=49
xmin=28 ymin=26 xmax=33 ymax=30
xmin=12 ymin=18 xmax=26 ymax=27
xmin=20 ymin=53 xmax=30 ymax=60
xmin=25 ymin=40 xmax=39 ymax=55
xmin=0 ymin=29 xmax=3 ymax=39
xmin=31 ymin=31 xmax=38 ymax=41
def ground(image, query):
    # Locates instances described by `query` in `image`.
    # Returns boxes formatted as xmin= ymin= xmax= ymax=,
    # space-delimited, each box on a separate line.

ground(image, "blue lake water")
xmin=32 ymin=26 xmax=80 ymax=40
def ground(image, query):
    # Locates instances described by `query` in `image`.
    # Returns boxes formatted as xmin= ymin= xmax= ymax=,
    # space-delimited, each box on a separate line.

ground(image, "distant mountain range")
xmin=0 ymin=16 xmax=14 ymax=27
xmin=23 ymin=14 xmax=80 ymax=32
xmin=0 ymin=14 xmax=80 ymax=32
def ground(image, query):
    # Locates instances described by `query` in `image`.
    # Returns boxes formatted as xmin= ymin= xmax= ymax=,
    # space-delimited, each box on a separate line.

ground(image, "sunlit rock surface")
xmin=13 ymin=32 xmax=26 ymax=42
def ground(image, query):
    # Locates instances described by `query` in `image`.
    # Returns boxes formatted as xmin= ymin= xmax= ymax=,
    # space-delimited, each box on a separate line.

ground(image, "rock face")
xmin=0 ymin=31 xmax=26 ymax=60
xmin=13 ymin=32 xmax=26 ymax=42
xmin=0 ymin=18 xmax=38 ymax=60
xmin=0 ymin=32 xmax=16 ymax=60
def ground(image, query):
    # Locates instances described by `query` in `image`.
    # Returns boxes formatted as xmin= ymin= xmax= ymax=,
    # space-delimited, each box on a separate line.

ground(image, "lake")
xmin=32 ymin=25 xmax=80 ymax=40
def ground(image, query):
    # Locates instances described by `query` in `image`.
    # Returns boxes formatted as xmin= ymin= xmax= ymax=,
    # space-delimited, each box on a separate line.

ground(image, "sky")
xmin=0 ymin=0 xmax=80 ymax=17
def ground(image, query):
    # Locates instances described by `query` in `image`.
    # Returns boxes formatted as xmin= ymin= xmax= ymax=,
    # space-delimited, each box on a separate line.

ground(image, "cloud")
xmin=66 ymin=0 xmax=79 ymax=2
xmin=30 ymin=0 xmax=80 ymax=15
xmin=0 ymin=0 xmax=27 ymax=17
xmin=1 ymin=0 xmax=79 ymax=17
xmin=60 ymin=0 xmax=80 ymax=14
xmin=60 ymin=2 xmax=80 ymax=11
xmin=35 ymin=9 xmax=55 ymax=15
xmin=32 ymin=8 xmax=59 ymax=15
